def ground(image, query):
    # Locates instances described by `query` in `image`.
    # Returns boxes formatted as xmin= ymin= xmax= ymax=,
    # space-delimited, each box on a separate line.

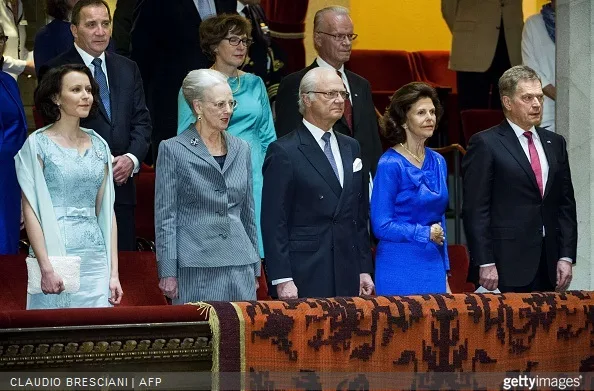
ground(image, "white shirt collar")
xmin=315 ymin=56 xmax=345 ymax=74
xmin=74 ymin=42 xmax=106 ymax=68
xmin=507 ymin=118 xmax=539 ymax=141
xmin=302 ymin=118 xmax=334 ymax=140
xmin=236 ymin=1 xmax=245 ymax=15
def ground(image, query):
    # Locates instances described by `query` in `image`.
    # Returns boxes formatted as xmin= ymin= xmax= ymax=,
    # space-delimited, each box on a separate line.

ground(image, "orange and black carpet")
xmin=196 ymin=292 xmax=594 ymax=390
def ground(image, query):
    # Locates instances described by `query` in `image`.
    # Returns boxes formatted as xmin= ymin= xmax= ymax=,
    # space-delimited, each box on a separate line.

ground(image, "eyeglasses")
xmin=316 ymin=31 xmax=358 ymax=42
xmin=223 ymin=37 xmax=253 ymax=47
xmin=308 ymin=90 xmax=350 ymax=100
xmin=0 ymin=35 xmax=8 ymax=43
xmin=208 ymin=100 xmax=238 ymax=110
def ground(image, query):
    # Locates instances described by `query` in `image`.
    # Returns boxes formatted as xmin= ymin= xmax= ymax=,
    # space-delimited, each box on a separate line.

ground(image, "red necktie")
xmin=523 ymin=131 xmax=544 ymax=197
xmin=336 ymin=70 xmax=353 ymax=133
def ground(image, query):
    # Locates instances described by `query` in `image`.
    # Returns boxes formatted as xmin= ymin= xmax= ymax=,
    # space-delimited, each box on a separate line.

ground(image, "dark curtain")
xmin=261 ymin=0 xmax=309 ymax=74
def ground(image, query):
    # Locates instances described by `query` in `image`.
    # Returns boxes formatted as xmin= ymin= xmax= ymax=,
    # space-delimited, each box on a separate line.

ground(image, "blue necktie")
xmin=91 ymin=57 xmax=111 ymax=120
xmin=322 ymin=132 xmax=339 ymax=180
xmin=196 ymin=0 xmax=216 ymax=20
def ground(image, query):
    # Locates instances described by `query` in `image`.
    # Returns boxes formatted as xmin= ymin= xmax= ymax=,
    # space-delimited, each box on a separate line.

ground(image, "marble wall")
xmin=556 ymin=0 xmax=594 ymax=290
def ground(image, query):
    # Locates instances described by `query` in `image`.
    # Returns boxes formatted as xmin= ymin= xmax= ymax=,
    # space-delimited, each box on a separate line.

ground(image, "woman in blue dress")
xmin=15 ymin=64 xmax=123 ymax=309
xmin=371 ymin=82 xmax=451 ymax=295
xmin=177 ymin=14 xmax=276 ymax=259
xmin=0 ymin=22 xmax=27 ymax=254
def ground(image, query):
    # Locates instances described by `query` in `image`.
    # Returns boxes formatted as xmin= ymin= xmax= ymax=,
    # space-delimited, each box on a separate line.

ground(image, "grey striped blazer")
xmin=154 ymin=127 xmax=260 ymax=278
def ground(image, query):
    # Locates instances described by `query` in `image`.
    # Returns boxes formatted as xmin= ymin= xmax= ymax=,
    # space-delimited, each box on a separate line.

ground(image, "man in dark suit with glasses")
xmin=262 ymin=67 xmax=374 ymax=299
xmin=275 ymin=6 xmax=382 ymax=202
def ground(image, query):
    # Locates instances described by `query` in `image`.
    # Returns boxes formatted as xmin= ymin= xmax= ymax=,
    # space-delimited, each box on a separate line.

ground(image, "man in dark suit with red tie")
xmin=275 ymin=6 xmax=382 ymax=199
xmin=462 ymin=65 xmax=577 ymax=293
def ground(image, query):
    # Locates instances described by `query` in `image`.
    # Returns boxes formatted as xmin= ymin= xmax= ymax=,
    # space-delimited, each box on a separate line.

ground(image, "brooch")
xmin=95 ymin=148 xmax=104 ymax=160
xmin=190 ymin=138 xmax=200 ymax=146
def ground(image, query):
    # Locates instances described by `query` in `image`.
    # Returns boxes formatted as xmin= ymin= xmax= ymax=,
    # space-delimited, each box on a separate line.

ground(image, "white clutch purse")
xmin=26 ymin=256 xmax=82 ymax=294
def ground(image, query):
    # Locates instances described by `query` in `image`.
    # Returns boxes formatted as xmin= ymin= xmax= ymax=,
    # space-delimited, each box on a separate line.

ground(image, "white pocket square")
xmin=353 ymin=158 xmax=362 ymax=172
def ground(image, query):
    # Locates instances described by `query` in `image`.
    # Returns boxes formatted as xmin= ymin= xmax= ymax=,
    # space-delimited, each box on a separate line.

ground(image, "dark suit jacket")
xmin=130 ymin=0 xmax=236 ymax=158
xmin=39 ymin=47 xmax=152 ymax=205
xmin=261 ymin=124 xmax=373 ymax=298
xmin=237 ymin=4 xmax=286 ymax=101
xmin=275 ymin=61 xmax=383 ymax=189
xmin=462 ymin=120 xmax=577 ymax=287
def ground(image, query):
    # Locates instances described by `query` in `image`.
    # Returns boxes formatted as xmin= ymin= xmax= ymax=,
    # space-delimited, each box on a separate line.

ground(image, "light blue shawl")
xmin=14 ymin=125 xmax=115 ymax=269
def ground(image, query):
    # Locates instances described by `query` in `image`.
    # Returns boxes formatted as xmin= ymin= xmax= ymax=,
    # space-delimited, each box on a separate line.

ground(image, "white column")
xmin=556 ymin=0 xmax=594 ymax=289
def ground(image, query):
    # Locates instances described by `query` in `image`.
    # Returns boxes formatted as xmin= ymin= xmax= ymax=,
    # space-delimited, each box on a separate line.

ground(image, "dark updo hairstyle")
xmin=199 ymin=14 xmax=252 ymax=61
xmin=381 ymin=82 xmax=443 ymax=145
xmin=35 ymin=64 xmax=100 ymax=123
xmin=46 ymin=0 xmax=71 ymax=21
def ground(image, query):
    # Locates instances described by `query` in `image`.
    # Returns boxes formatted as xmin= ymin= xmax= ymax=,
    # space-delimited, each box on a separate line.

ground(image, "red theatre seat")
xmin=347 ymin=49 xmax=418 ymax=113
xmin=412 ymin=50 xmax=461 ymax=146
xmin=447 ymin=244 xmax=476 ymax=293
xmin=135 ymin=164 xmax=156 ymax=246
xmin=0 ymin=252 xmax=167 ymax=310
xmin=412 ymin=51 xmax=456 ymax=93
xmin=460 ymin=109 xmax=505 ymax=144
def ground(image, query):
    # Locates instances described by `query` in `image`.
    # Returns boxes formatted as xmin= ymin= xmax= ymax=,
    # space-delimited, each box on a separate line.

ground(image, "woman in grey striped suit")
xmin=155 ymin=69 xmax=260 ymax=303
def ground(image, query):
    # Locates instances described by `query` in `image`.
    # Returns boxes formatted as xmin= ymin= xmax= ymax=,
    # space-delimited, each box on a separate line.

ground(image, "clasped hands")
xmin=112 ymin=155 xmax=134 ymax=186
xmin=430 ymin=223 xmax=445 ymax=245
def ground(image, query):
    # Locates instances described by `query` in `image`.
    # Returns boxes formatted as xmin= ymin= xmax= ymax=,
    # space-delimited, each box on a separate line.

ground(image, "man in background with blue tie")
xmin=261 ymin=67 xmax=374 ymax=299
xmin=39 ymin=0 xmax=152 ymax=251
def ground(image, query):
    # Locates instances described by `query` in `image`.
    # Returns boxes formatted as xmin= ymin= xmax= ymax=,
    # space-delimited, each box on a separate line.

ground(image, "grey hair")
xmin=313 ymin=5 xmax=350 ymax=32
xmin=498 ymin=65 xmax=541 ymax=102
xmin=182 ymin=69 xmax=228 ymax=115
xmin=298 ymin=69 xmax=322 ymax=115
xmin=297 ymin=67 xmax=340 ymax=115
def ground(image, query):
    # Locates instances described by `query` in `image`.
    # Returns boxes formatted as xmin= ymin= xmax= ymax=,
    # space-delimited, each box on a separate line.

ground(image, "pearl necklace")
xmin=400 ymin=143 xmax=424 ymax=163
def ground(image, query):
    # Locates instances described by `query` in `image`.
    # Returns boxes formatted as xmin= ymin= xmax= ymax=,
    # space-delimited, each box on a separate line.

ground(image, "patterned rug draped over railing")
xmin=197 ymin=292 xmax=594 ymax=390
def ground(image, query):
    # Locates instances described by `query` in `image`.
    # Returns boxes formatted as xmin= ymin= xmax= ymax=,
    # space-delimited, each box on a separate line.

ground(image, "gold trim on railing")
xmin=269 ymin=30 xmax=305 ymax=39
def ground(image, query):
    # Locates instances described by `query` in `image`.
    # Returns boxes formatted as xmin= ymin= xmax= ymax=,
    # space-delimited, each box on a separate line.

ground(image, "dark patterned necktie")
xmin=91 ymin=58 xmax=111 ymax=120
xmin=336 ymin=70 xmax=353 ymax=133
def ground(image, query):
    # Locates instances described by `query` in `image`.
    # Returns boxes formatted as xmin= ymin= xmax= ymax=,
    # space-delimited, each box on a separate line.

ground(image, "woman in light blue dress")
xmin=177 ymin=14 xmax=276 ymax=258
xmin=15 ymin=64 xmax=123 ymax=309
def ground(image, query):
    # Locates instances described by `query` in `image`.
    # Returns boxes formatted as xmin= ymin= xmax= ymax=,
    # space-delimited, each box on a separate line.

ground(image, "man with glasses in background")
xmin=275 ymin=6 xmax=382 ymax=203
xmin=262 ymin=67 xmax=374 ymax=299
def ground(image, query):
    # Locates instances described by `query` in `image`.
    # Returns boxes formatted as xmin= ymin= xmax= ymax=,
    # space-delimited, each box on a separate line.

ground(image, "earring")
xmin=402 ymin=124 xmax=408 ymax=130
xmin=197 ymin=114 xmax=202 ymax=121
xmin=57 ymin=103 xmax=61 ymax=109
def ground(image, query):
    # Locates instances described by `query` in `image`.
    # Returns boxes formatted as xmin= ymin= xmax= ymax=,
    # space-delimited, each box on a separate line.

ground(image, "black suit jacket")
xmin=275 ymin=61 xmax=383 ymax=189
xmin=238 ymin=5 xmax=286 ymax=101
xmin=462 ymin=120 xmax=577 ymax=287
xmin=39 ymin=47 xmax=152 ymax=205
xmin=130 ymin=0 xmax=236 ymax=159
xmin=261 ymin=124 xmax=373 ymax=298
